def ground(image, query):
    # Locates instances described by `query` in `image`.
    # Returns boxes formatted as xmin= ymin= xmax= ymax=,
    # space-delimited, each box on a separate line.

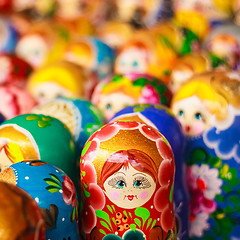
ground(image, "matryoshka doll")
xmin=80 ymin=121 xmax=177 ymax=239
xmin=0 ymin=181 xmax=46 ymax=240
xmin=15 ymin=21 xmax=63 ymax=68
xmin=63 ymin=37 xmax=115 ymax=80
xmin=96 ymin=21 xmax=134 ymax=50
xmin=0 ymin=113 xmax=78 ymax=191
xmin=0 ymin=161 xmax=80 ymax=240
xmin=0 ymin=53 xmax=33 ymax=87
xmin=55 ymin=0 xmax=108 ymax=25
xmin=91 ymin=73 xmax=172 ymax=121
xmin=149 ymin=21 xmax=201 ymax=56
xmin=173 ymin=0 xmax=233 ymax=28
xmin=114 ymin=30 xmax=177 ymax=84
xmin=170 ymin=53 xmax=212 ymax=94
xmin=204 ymin=23 xmax=240 ymax=70
xmin=0 ymin=84 xmax=37 ymax=120
xmin=110 ymin=0 xmax=171 ymax=27
xmin=32 ymin=97 xmax=106 ymax=153
xmin=171 ymin=71 xmax=240 ymax=239
xmin=110 ymin=104 xmax=189 ymax=239
xmin=27 ymin=61 xmax=93 ymax=104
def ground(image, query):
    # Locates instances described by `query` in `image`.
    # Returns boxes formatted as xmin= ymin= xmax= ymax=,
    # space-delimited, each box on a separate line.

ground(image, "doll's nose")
xmin=185 ymin=125 xmax=191 ymax=132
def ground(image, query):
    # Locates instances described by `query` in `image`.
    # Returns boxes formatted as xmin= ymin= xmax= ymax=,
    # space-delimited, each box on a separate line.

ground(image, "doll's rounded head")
xmin=171 ymin=71 xmax=240 ymax=136
xmin=27 ymin=61 xmax=88 ymax=103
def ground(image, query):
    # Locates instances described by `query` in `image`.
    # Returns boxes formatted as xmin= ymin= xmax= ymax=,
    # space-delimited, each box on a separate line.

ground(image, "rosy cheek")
xmin=139 ymin=190 xmax=148 ymax=200
xmin=110 ymin=191 xmax=120 ymax=200
xmin=192 ymin=121 xmax=205 ymax=135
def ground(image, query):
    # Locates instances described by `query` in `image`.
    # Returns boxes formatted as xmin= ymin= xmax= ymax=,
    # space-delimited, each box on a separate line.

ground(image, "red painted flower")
xmin=80 ymin=161 xmax=105 ymax=233
xmin=154 ymin=158 xmax=175 ymax=232
xmin=62 ymin=175 xmax=77 ymax=207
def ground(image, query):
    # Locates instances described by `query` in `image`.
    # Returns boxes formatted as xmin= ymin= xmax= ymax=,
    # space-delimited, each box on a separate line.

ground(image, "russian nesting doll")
xmin=80 ymin=121 xmax=177 ymax=240
xmin=171 ymin=71 xmax=240 ymax=239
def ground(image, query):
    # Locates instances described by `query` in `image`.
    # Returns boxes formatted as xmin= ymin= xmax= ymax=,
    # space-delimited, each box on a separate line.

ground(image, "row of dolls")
xmin=0 ymin=69 xmax=239 ymax=240
xmin=1 ymin=0 xmax=240 ymax=28
xmin=0 ymin=1 xmax=240 ymax=239
xmin=1 ymin=14 xmax=240 ymax=121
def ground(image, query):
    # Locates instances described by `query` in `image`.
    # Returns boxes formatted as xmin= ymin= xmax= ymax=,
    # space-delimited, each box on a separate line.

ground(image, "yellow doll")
xmin=27 ymin=61 xmax=90 ymax=103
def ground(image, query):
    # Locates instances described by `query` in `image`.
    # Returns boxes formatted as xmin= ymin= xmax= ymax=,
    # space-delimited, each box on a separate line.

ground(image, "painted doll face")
xmin=103 ymin=164 xmax=156 ymax=209
xmin=32 ymin=82 xmax=74 ymax=104
xmin=115 ymin=47 xmax=148 ymax=75
xmin=16 ymin=35 xmax=48 ymax=68
xmin=208 ymin=35 xmax=240 ymax=68
xmin=98 ymin=92 xmax=136 ymax=120
xmin=172 ymin=95 xmax=212 ymax=136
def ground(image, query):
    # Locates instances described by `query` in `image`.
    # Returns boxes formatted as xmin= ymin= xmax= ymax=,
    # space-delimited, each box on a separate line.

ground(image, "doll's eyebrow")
xmin=132 ymin=173 xmax=146 ymax=177
xmin=114 ymin=172 xmax=126 ymax=176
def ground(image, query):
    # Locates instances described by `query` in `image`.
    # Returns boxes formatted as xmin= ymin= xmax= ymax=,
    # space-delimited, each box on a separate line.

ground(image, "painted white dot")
xmin=25 ymin=176 xmax=29 ymax=180
xmin=150 ymin=205 xmax=153 ymax=209
xmin=35 ymin=197 xmax=39 ymax=203
xmin=56 ymin=170 xmax=59 ymax=173
xmin=26 ymin=162 xmax=30 ymax=165
xmin=59 ymin=189 xmax=63 ymax=193
xmin=85 ymin=211 xmax=88 ymax=215
xmin=157 ymin=218 xmax=160 ymax=221
xmin=115 ymin=232 xmax=118 ymax=235
xmin=62 ymin=218 xmax=65 ymax=221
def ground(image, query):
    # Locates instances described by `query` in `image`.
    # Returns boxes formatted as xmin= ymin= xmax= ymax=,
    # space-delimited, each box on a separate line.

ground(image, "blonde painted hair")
xmin=27 ymin=61 xmax=87 ymax=95
xmin=101 ymin=76 xmax=142 ymax=100
xmin=171 ymin=72 xmax=240 ymax=120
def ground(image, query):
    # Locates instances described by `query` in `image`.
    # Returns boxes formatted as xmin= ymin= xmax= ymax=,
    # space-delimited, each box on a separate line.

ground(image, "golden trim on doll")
xmin=0 ymin=125 xmax=39 ymax=171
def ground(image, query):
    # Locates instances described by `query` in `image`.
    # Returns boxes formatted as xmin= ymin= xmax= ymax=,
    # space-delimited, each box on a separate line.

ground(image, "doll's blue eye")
xmin=179 ymin=110 xmax=184 ymax=117
xmin=195 ymin=112 xmax=202 ymax=120
xmin=106 ymin=103 xmax=112 ymax=110
xmin=134 ymin=180 xmax=142 ymax=187
xmin=117 ymin=180 xmax=126 ymax=188
xmin=132 ymin=61 xmax=138 ymax=67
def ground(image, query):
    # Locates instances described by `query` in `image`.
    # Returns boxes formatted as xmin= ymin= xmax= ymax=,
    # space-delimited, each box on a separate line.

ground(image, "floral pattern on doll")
xmin=44 ymin=173 xmax=78 ymax=222
xmin=92 ymin=74 xmax=171 ymax=121
xmin=186 ymin=145 xmax=240 ymax=239
xmin=187 ymin=164 xmax=222 ymax=216
xmin=80 ymin=160 xmax=105 ymax=233
xmin=203 ymin=111 xmax=240 ymax=163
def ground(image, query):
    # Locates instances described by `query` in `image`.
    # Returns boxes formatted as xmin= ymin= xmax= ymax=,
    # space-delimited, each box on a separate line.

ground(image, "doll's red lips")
xmin=125 ymin=195 xmax=136 ymax=201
